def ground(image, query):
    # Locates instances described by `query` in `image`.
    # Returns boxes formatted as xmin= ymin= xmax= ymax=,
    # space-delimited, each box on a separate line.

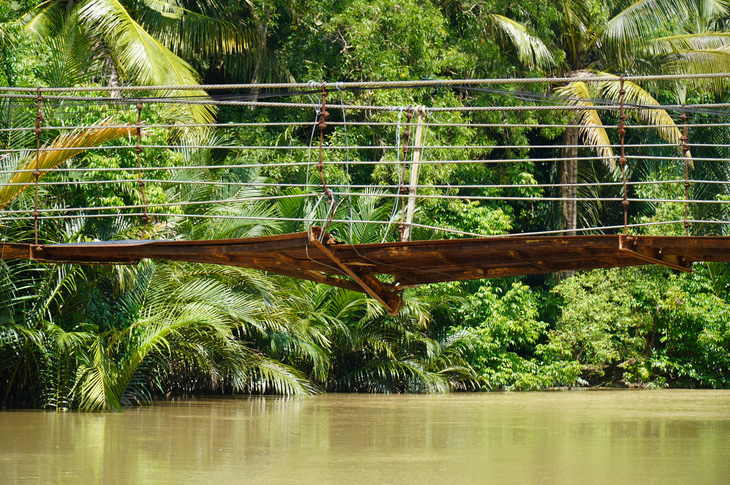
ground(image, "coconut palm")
xmin=475 ymin=0 xmax=730 ymax=232
xmin=20 ymin=0 xmax=255 ymax=122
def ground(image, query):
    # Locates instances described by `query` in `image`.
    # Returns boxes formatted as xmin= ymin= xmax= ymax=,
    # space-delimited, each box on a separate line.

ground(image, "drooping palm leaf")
xmin=137 ymin=0 xmax=254 ymax=58
xmin=75 ymin=0 xmax=198 ymax=85
xmin=21 ymin=0 xmax=68 ymax=38
xmin=490 ymin=14 xmax=557 ymax=72
xmin=605 ymin=0 xmax=699 ymax=46
xmin=0 ymin=123 xmax=134 ymax=210
xmin=647 ymin=32 xmax=730 ymax=52
xmin=599 ymin=74 xmax=684 ymax=147
xmin=76 ymin=0 xmax=215 ymax=122
xmin=555 ymin=80 xmax=615 ymax=166
xmin=640 ymin=33 xmax=730 ymax=83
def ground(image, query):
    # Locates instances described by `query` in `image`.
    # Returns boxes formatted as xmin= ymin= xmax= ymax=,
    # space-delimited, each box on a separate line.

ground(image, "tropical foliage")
xmin=1 ymin=0 xmax=730 ymax=411
xmin=476 ymin=0 xmax=730 ymax=231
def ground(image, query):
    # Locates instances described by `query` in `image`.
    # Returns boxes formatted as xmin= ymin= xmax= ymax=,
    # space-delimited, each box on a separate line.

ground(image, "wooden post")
xmin=402 ymin=107 xmax=425 ymax=241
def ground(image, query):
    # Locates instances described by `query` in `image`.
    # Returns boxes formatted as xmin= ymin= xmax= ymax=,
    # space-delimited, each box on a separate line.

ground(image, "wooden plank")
xmin=30 ymin=244 xmax=140 ymax=264
xmin=394 ymin=258 xmax=649 ymax=286
xmin=254 ymin=265 xmax=364 ymax=293
xmin=0 ymin=243 xmax=32 ymax=260
xmin=270 ymin=252 xmax=355 ymax=287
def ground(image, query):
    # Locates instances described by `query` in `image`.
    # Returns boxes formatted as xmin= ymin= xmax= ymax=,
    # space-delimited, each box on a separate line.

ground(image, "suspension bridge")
xmin=2 ymin=75 xmax=730 ymax=314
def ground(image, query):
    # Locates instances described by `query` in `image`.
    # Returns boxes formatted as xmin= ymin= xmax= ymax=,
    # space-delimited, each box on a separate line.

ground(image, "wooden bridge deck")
xmin=3 ymin=228 xmax=730 ymax=315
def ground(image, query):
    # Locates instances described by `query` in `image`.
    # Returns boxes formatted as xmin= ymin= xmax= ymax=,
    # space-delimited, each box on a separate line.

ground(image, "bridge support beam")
xmin=309 ymin=228 xmax=403 ymax=316
xmin=618 ymin=235 xmax=693 ymax=273
xmin=8 ymin=233 xmax=730 ymax=317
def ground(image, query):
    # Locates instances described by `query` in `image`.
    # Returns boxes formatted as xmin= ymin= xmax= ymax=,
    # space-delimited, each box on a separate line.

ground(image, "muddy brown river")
xmin=1 ymin=390 xmax=729 ymax=484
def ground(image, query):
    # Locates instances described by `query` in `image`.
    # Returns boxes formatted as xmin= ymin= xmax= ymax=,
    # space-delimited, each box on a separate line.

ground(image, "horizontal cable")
xmin=0 ymin=154 xmax=706 ymax=176
xmin=0 ymin=92 xmax=712 ymax=114
xmin=5 ymin=193 xmax=730 ymax=217
xmin=2 ymin=73 xmax=730 ymax=93
xmin=0 ymin=157 xmax=623 ymax=176
xmin=0 ymin=142 xmax=684 ymax=154
xmin=133 ymin=179 xmax=715 ymax=189
xmin=501 ymin=220 xmax=730 ymax=237
xmin=333 ymin=192 xmax=730 ymax=204
xmin=3 ymin=216 xmax=726 ymax=241
xmin=3 ymin=178 xmax=725 ymax=190
xmin=4 ymin=121 xmax=730 ymax=133
xmin=0 ymin=193 xmax=319 ymax=214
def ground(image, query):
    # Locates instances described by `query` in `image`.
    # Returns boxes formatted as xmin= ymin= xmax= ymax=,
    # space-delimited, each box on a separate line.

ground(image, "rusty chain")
xmin=135 ymin=100 xmax=149 ymax=237
xmin=680 ymin=109 xmax=691 ymax=236
xmin=397 ymin=107 xmax=413 ymax=240
xmin=618 ymin=76 xmax=629 ymax=233
xmin=33 ymin=87 xmax=43 ymax=245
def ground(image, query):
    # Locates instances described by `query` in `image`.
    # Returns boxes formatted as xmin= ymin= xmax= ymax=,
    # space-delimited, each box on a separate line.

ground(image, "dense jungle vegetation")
xmin=2 ymin=0 xmax=730 ymax=411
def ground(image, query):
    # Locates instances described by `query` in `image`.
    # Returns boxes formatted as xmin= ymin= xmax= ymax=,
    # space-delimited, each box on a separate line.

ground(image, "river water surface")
xmin=1 ymin=390 xmax=729 ymax=484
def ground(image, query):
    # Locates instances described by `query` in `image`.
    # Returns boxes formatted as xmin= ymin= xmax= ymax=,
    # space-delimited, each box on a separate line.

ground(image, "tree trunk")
xmin=561 ymin=124 xmax=579 ymax=235
xmin=106 ymin=58 xmax=121 ymax=99
xmin=250 ymin=9 xmax=269 ymax=103
xmin=558 ymin=123 xmax=579 ymax=280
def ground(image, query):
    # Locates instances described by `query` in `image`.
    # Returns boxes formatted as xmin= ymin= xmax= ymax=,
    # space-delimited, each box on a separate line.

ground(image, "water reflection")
xmin=1 ymin=390 xmax=729 ymax=484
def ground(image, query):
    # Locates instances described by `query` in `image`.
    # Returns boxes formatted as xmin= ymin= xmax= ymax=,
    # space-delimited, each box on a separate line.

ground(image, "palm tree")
xmin=472 ymin=0 xmax=730 ymax=233
xmin=20 ymin=0 xmax=254 ymax=122
xmin=0 ymin=259 xmax=319 ymax=411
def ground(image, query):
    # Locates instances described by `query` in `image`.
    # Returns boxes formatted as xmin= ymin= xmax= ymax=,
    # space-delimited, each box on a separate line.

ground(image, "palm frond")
xmin=657 ymin=48 xmax=730 ymax=78
xmin=42 ymin=16 xmax=104 ymax=87
xmin=74 ymin=336 xmax=124 ymax=411
xmin=490 ymin=14 xmax=556 ymax=72
xmin=0 ymin=99 xmax=35 ymax=151
xmin=555 ymin=80 xmax=615 ymax=166
xmin=599 ymin=74 xmax=684 ymax=147
xmin=640 ymin=33 xmax=730 ymax=84
xmin=21 ymin=0 xmax=68 ymax=38
xmin=0 ymin=123 xmax=134 ymax=210
xmin=29 ymin=264 xmax=88 ymax=325
xmin=646 ymin=32 xmax=730 ymax=52
xmin=239 ymin=353 xmax=318 ymax=395
xmin=605 ymin=0 xmax=695 ymax=46
xmin=138 ymin=0 xmax=255 ymax=57
xmin=333 ymin=190 xmax=393 ymax=244
xmin=76 ymin=0 xmax=214 ymax=123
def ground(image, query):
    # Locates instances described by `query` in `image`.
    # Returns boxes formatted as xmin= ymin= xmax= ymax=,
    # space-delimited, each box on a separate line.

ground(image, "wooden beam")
xmin=269 ymin=252 xmax=363 ymax=292
xmin=0 ymin=243 xmax=31 ymax=259
xmin=309 ymin=228 xmax=403 ymax=316
xmin=619 ymin=235 xmax=692 ymax=273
